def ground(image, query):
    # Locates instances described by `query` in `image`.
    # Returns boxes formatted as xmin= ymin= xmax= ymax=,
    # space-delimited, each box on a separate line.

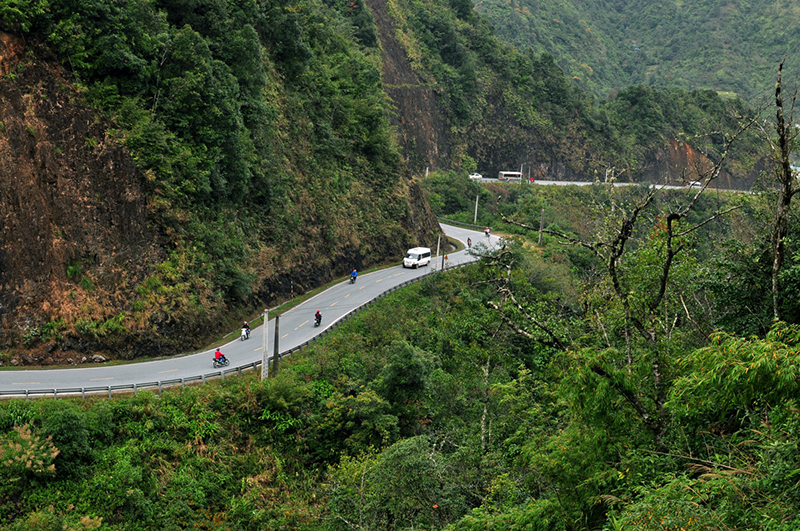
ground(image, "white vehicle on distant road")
xmin=469 ymin=173 xmax=483 ymax=180
xmin=498 ymin=171 xmax=523 ymax=182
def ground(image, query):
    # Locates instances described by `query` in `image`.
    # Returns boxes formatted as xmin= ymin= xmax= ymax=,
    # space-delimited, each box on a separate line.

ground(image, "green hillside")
xmin=0 ymin=0 xmax=440 ymax=356
xmin=3 ymin=183 xmax=799 ymax=529
xmin=0 ymin=0 xmax=767 ymax=358
xmin=476 ymin=0 xmax=800 ymax=101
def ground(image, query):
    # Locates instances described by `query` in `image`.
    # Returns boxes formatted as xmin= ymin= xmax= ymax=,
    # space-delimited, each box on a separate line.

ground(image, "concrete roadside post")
xmin=435 ymin=235 xmax=441 ymax=271
xmin=261 ymin=309 xmax=268 ymax=380
xmin=272 ymin=314 xmax=280 ymax=377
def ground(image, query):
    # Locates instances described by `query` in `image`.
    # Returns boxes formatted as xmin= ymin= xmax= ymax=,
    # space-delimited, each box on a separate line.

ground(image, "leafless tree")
xmin=753 ymin=60 xmax=799 ymax=321
xmin=492 ymin=118 xmax=752 ymax=439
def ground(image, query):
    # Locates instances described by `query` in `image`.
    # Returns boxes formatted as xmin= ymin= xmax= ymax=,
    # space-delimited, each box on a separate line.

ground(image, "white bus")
xmin=498 ymin=171 xmax=523 ymax=182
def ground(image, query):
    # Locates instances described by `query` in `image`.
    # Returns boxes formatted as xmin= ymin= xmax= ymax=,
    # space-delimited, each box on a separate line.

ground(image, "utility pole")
xmin=261 ymin=309 xmax=269 ymax=380
xmin=473 ymin=194 xmax=479 ymax=224
xmin=271 ymin=314 xmax=280 ymax=377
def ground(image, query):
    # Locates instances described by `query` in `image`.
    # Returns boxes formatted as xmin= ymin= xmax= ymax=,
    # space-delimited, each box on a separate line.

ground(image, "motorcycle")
xmin=350 ymin=275 xmax=357 ymax=284
xmin=240 ymin=327 xmax=250 ymax=341
xmin=213 ymin=357 xmax=230 ymax=368
xmin=314 ymin=314 xmax=322 ymax=327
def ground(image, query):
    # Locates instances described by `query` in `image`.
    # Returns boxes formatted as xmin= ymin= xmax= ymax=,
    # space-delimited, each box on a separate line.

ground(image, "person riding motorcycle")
xmin=214 ymin=348 xmax=227 ymax=363
xmin=350 ymin=269 xmax=358 ymax=282
xmin=315 ymin=310 xmax=322 ymax=325
xmin=242 ymin=321 xmax=251 ymax=338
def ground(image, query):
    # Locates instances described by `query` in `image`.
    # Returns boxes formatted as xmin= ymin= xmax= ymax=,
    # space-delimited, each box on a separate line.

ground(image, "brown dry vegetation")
xmin=0 ymin=33 xmax=168 ymax=363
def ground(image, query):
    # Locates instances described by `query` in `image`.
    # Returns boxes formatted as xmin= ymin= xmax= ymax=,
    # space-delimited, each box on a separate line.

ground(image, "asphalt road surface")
xmin=0 ymin=224 xmax=500 ymax=397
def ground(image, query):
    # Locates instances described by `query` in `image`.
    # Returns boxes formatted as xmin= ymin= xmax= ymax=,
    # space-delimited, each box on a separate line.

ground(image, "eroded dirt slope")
xmin=367 ymin=0 xmax=451 ymax=173
xmin=0 ymin=31 xmax=444 ymax=365
xmin=0 ymin=33 xmax=166 ymax=362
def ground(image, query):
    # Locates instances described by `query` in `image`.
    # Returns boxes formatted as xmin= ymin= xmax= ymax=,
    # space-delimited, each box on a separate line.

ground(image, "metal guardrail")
xmin=1 ymin=262 xmax=472 ymax=400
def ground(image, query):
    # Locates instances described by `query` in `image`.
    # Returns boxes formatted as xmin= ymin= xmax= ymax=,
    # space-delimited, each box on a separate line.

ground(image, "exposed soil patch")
xmin=366 ymin=0 xmax=451 ymax=173
xmin=0 ymin=33 xmax=167 ymax=360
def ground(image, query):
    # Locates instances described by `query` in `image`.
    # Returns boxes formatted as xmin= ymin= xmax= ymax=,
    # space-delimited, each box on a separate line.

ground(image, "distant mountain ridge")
xmin=475 ymin=0 xmax=800 ymax=101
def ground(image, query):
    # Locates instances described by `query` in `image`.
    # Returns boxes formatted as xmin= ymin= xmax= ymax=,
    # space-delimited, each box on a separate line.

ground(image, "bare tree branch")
xmin=679 ymin=294 xmax=711 ymax=341
xmin=675 ymin=205 xmax=745 ymax=238
xmin=769 ymin=59 xmax=799 ymax=320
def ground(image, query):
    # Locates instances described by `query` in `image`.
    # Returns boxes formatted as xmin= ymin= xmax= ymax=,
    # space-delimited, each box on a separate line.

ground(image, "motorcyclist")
xmin=214 ymin=348 xmax=227 ymax=363
xmin=350 ymin=269 xmax=358 ymax=282
xmin=242 ymin=320 xmax=250 ymax=338
xmin=467 ymin=237 xmax=471 ymax=248
xmin=315 ymin=310 xmax=322 ymax=325
xmin=484 ymin=226 xmax=491 ymax=237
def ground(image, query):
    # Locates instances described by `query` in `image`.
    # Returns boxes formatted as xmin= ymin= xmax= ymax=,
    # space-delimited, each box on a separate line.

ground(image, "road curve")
xmin=0 ymin=224 xmax=500 ymax=397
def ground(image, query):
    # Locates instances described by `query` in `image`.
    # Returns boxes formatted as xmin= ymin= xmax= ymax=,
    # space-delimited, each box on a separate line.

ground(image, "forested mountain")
xmin=0 ymin=0 xmax=442 ymax=360
xmin=0 ymin=0 xmax=768 ymax=363
xmin=476 ymin=0 xmax=800 ymax=101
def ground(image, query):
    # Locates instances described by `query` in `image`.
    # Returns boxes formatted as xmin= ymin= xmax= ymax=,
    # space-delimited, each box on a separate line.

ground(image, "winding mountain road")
xmin=0 ymin=224 xmax=499 ymax=397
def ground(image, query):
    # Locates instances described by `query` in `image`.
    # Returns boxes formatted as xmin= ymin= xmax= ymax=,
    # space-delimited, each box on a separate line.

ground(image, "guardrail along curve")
xmin=2 ymin=262 xmax=472 ymax=400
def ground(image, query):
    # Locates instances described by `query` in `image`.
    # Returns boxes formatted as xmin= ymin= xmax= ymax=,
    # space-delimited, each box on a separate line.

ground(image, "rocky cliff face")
xmin=638 ymin=139 xmax=759 ymax=189
xmin=367 ymin=0 xmax=450 ymax=174
xmin=365 ymin=1 xmax=758 ymax=188
xmin=0 ymin=33 xmax=167 ymax=362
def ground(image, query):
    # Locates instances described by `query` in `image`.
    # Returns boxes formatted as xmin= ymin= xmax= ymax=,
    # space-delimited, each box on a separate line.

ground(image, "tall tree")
xmin=766 ymin=60 xmax=799 ymax=321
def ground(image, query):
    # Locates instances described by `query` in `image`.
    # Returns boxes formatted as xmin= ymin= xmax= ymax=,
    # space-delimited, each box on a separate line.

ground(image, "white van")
xmin=403 ymin=247 xmax=432 ymax=268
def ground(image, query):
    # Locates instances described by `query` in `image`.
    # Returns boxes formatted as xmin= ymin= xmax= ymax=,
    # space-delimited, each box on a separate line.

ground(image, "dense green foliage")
xmin=4 ymin=181 xmax=800 ymax=529
xmin=0 ymin=0 xmax=795 ymax=526
xmin=0 ymin=0 xmax=766 ymax=354
xmin=381 ymin=0 xmax=763 ymax=178
xmin=476 ymin=0 xmax=800 ymax=102
xmin=0 ymin=0 xmax=433 ymax=351
xmin=425 ymin=176 xmax=800 ymax=333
